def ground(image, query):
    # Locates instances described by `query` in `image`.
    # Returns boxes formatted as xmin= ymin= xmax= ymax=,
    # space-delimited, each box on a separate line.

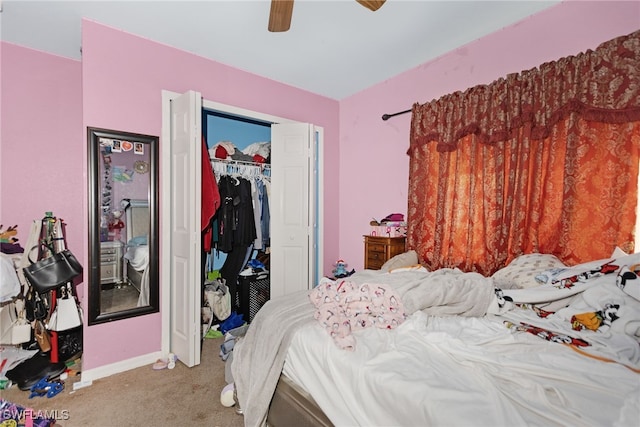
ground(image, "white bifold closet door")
xmin=167 ymin=90 xmax=202 ymax=368
xmin=270 ymin=123 xmax=317 ymax=299
xmin=163 ymin=90 xmax=322 ymax=367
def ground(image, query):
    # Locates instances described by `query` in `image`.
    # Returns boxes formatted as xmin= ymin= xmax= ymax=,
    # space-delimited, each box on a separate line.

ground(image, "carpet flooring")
xmin=1 ymin=336 xmax=244 ymax=427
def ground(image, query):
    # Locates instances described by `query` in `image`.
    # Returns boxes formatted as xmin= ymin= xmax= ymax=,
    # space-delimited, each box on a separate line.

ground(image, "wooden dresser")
xmin=363 ymin=235 xmax=406 ymax=270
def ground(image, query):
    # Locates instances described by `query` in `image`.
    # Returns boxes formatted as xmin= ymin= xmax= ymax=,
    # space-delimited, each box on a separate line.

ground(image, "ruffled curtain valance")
xmin=411 ymin=30 xmax=640 ymax=152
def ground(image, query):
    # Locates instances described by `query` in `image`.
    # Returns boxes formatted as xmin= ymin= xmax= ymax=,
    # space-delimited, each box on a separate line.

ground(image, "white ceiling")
xmin=0 ymin=0 xmax=560 ymax=100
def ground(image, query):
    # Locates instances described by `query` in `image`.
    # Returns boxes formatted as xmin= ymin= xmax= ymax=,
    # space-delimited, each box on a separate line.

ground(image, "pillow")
xmin=380 ymin=250 xmax=419 ymax=272
xmin=128 ymin=235 xmax=147 ymax=246
xmin=388 ymin=264 xmax=428 ymax=274
xmin=492 ymin=253 xmax=566 ymax=289
xmin=611 ymin=246 xmax=628 ymax=258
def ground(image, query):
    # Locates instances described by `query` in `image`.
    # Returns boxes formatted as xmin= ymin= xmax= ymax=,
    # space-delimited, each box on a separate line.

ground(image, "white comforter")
xmin=284 ymin=312 xmax=639 ymax=427
xmin=233 ymin=267 xmax=640 ymax=427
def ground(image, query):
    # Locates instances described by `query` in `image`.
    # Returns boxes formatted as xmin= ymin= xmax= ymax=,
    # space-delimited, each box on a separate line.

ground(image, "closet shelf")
xmin=211 ymin=158 xmax=270 ymax=168
xmin=211 ymin=158 xmax=271 ymax=178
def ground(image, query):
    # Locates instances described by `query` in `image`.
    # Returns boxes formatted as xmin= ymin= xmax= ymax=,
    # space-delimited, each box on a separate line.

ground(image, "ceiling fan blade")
xmin=356 ymin=0 xmax=386 ymax=12
xmin=269 ymin=0 xmax=294 ymax=32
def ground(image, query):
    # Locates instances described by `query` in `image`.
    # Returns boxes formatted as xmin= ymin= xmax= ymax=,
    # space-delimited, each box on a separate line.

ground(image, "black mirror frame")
xmin=87 ymin=127 xmax=159 ymax=325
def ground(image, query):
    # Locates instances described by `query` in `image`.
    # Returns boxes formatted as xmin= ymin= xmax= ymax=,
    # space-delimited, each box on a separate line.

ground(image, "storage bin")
xmin=238 ymin=271 xmax=270 ymax=323
xmin=370 ymin=223 xmax=407 ymax=237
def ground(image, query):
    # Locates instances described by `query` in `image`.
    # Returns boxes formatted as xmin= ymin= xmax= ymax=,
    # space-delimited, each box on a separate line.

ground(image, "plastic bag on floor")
xmin=204 ymin=278 xmax=231 ymax=321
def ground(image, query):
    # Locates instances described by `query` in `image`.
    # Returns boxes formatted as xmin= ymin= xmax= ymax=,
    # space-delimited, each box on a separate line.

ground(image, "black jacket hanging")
xmin=215 ymin=176 xmax=256 ymax=253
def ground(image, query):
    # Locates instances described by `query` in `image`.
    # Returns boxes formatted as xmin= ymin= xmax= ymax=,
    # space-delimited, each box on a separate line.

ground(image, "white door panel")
xmin=168 ymin=90 xmax=201 ymax=367
xmin=271 ymin=123 xmax=313 ymax=299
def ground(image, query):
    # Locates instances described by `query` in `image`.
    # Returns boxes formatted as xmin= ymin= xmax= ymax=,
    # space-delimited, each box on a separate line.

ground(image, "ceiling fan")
xmin=268 ymin=0 xmax=386 ymax=32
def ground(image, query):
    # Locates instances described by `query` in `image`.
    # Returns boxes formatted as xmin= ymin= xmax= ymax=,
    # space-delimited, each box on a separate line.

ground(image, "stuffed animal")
xmin=108 ymin=211 xmax=125 ymax=241
xmin=332 ymin=259 xmax=355 ymax=278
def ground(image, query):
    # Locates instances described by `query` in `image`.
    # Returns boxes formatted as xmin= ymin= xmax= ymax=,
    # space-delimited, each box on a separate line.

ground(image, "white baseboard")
xmin=80 ymin=351 xmax=163 ymax=383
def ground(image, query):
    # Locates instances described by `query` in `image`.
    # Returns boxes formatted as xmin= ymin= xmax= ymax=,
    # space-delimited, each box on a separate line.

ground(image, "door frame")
xmin=160 ymin=90 xmax=324 ymax=357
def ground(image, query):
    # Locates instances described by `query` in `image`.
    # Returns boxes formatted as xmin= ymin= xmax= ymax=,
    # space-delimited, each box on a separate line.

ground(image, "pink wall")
xmin=337 ymin=1 xmax=640 ymax=271
xmin=0 ymin=43 xmax=84 ymax=294
xmin=80 ymin=19 xmax=340 ymax=369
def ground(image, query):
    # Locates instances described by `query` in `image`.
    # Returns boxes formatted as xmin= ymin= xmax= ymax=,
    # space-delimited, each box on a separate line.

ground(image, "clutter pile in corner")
xmin=0 ymin=398 xmax=56 ymax=426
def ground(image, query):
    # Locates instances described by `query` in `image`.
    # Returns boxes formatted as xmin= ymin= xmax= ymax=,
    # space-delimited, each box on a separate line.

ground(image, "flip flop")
xmin=152 ymin=359 xmax=168 ymax=370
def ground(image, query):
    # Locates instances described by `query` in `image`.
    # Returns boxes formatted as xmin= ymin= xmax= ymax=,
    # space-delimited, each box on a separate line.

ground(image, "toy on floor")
xmin=28 ymin=377 xmax=64 ymax=399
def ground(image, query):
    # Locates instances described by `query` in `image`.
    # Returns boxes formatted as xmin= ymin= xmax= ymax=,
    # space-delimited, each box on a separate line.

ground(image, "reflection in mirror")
xmin=87 ymin=127 xmax=159 ymax=325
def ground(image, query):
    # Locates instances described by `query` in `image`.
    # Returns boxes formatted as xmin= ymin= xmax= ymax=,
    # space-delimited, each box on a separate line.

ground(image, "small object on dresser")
xmin=380 ymin=213 xmax=404 ymax=222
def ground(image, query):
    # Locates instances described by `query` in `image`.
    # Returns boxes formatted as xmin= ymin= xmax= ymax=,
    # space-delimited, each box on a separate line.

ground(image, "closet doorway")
xmin=161 ymin=90 xmax=324 ymax=367
xmin=204 ymin=109 xmax=272 ymax=291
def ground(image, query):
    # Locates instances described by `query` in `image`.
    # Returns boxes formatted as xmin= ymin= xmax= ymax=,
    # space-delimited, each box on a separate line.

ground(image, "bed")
xmin=122 ymin=199 xmax=150 ymax=307
xmin=230 ymin=250 xmax=640 ymax=427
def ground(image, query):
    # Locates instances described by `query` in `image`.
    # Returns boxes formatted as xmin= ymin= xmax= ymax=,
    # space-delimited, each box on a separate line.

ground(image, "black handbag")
xmin=25 ymin=287 xmax=49 ymax=322
xmin=23 ymin=249 xmax=83 ymax=294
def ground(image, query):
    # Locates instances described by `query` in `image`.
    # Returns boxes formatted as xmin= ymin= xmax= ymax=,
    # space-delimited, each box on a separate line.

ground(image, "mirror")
xmin=87 ymin=127 xmax=159 ymax=325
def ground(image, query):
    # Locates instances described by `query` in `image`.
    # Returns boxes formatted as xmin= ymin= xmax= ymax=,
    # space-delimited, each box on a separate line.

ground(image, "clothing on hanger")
xmin=202 ymin=137 xmax=221 ymax=252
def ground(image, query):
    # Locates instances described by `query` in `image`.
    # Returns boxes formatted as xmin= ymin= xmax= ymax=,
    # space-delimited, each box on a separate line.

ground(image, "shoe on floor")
xmin=152 ymin=358 xmax=168 ymax=370
xmin=220 ymin=383 xmax=236 ymax=407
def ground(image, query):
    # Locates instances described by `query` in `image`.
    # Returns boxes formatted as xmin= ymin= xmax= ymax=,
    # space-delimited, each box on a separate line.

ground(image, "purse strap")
xmin=38 ymin=216 xmax=56 ymax=260
xmin=28 ymin=216 xmax=64 ymax=264
xmin=61 ymin=281 xmax=79 ymax=302
xmin=27 ymin=245 xmax=41 ymax=265
xmin=60 ymin=283 xmax=70 ymax=299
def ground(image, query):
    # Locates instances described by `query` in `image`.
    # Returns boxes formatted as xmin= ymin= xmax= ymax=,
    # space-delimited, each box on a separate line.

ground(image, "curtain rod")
xmin=381 ymin=108 xmax=411 ymax=121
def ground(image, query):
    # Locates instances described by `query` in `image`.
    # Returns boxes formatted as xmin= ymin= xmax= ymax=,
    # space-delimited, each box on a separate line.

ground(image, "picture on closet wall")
xmin=134 ymin=142 xmax=144 ymax=155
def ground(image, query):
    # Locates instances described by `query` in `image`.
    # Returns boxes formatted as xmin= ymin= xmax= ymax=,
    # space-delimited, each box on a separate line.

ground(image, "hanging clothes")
xmin=202 ymin=136 xmax=221 ymax=253
xmin=260 ymin=179 xmax=271 ymax=250
xmin=251 ymin=179 xmax=263 ymax=251
xmin=215 ymin=175 xmax=257 ymax=310
xmin=215 ymin=175 xmax=257 ymax=252
xmin=211 ymin=160 xmax=270 ymax=253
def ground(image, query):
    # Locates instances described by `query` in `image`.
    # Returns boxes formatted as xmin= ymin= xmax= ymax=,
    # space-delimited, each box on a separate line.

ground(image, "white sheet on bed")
xmin=123 ymin=244 xmax=149 ymax=307
xmin=283 ymin=311 xmax=640 ymax=427
xmin=233 ymin=267 xmax=640 ymax=427
xmin=124 ymin=245 xmax=148 ymax=271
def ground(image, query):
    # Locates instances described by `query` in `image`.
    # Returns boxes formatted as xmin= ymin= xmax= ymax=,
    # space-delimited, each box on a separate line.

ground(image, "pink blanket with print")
xmin=309 ymin=279 xmax=407 ymax=350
